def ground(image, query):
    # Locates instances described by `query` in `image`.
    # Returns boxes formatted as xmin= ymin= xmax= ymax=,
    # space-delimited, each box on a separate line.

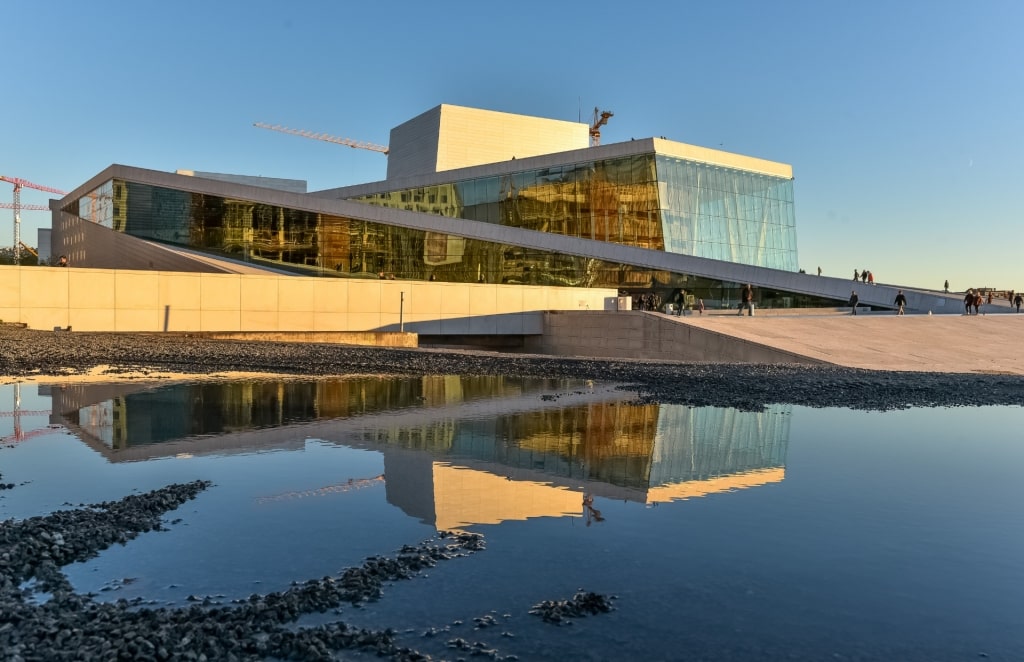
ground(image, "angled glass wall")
xmin=656 ymin=157 xmax=797 ymax=270
xmin=348 ymin=151 xmax=797 ymax=270
xmin=64 ymin=179 xmax=681 ymax=290
xmin=65 ymin=177 xmax=827 ymax=309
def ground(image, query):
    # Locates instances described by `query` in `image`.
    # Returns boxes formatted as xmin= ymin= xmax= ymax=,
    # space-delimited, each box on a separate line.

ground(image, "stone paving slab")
xmin=675 ymin=313 xmax=1024 ymax=375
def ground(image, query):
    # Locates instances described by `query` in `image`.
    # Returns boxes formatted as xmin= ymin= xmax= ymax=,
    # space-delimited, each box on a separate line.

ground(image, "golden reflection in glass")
xmin=54 ymin=378 xmax=790 ymax=529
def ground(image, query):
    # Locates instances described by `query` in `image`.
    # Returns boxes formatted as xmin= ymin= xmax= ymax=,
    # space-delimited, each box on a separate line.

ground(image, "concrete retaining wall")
xmin=0 ymin=266 xmax=617 ymax=335
xmin=525 ymin=310 xmax=825 ymax=364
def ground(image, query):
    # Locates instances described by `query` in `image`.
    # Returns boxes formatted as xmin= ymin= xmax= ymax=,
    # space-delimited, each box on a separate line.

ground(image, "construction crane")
xmin=0 ymin=175 xmax=66 ymax=265
xmin=255 ymin=474 xmax=386 ymax=504
xmin=0 ymin=202 xmax=49 ymax=211
xmin=0 ymin=384 xmax=56 ymax=445
xmin=18 ymin=241 xmax=37 ymax=258
xmin=589 ymin=108 xmax=614 ymax=147
xmin=253 ymin=122 xmax=389 ymax=155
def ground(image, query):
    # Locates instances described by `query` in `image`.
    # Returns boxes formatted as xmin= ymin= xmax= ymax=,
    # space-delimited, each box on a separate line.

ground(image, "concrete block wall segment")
xmin=0 ymin=265 xmax=615 ymax=335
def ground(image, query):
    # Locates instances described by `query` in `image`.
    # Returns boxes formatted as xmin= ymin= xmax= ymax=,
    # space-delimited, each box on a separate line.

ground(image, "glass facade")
xmin=68 ymin=179 xmax=677 ymax=290
xmin=64 ymin=152 xmax=816 ymax=307
xmin=349 ymin=153 xmax=798 ymax=270
xmin=656 ymin=156 xmax=796 ymax=268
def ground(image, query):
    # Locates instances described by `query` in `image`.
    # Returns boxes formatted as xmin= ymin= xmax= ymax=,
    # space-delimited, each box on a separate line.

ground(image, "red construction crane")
xmin=253 ymin=122 xmax=390 ymax=155
xmin=0 ymin=175 xmax=66 ymax=265
xmin=1 ymin=384 xmax=55 ymax=445
xmin=589 ymin=108 xmax=614 ymax=147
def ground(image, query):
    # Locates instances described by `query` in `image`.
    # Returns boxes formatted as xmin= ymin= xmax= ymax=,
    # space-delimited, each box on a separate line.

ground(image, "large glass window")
xmin=656 ymin=157 xmax=798 ymax=270
xmin=62 ymin=162 xmax=819 ymax=307
xmin=352 ymin=154 xmax=666 ymax=252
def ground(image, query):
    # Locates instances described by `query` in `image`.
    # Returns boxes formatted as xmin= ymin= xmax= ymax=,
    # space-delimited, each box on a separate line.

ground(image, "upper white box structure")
xmin=386 ymin=104 xmax=590 ymax=180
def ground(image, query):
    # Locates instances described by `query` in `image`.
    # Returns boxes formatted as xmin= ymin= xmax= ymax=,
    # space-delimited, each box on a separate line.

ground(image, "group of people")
xmin=635 ymin=292 xmax=662 ymax=312
xmin=853 ymin=269 xmax=875 ymax=285
xmin=964 ymin=289 xmax=984 ymax=315
xmin=964 ymin=289 xmax=1024 ymax=314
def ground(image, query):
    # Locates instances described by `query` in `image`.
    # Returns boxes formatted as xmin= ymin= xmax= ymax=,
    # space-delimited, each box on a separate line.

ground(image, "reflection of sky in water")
xmin=1 ymin=381 xmax=1023 ymax=661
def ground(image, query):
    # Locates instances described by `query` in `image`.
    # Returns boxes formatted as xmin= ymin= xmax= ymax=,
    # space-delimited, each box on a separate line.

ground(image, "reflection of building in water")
xmin=45 ymin=378 xmax=789 ymax=529
xmin=372 ymin=403 xmax=789 ymax=529
xmin=45 ymin=376 xmax=600 ymax=458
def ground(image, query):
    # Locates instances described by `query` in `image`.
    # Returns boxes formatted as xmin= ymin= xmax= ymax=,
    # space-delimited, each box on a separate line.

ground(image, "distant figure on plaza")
xmin=737 ymin=284 xmax=754 ymax=316
xmin=853 ymin=269 xmax=859 ymax=281
xmin=964 ymin=289 xmax=974 ymax=315
xmin=57 ymin=255 xmax=68 ymax=267
xmin=849 ymin=290 xmax=859 ymax=315
xmin=867 ymin=271 xmax=875 ymax=285
xmin=894 ymin=289 xmax=907 ymax=315
xmin=817 ymin=266 xmax=822 ymax=276
xmin=986 ymin=291 xmax=993 ymax=305
xmin=1014 ymin=292 xmax=1022 ymax=313
xmin=944 ymin=279 xmax=949 ymax=293
xmin=698 ymin=298 xmax=705 ymax=315
xmin=973 ymin=291 xmax=982 ymax=315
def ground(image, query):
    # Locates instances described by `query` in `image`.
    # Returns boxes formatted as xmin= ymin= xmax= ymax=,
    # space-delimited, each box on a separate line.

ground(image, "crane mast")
xmin=589 ymin=108 xmax=614 ymax=147
xmin=0 ymin=175 xmax=66 ymax=265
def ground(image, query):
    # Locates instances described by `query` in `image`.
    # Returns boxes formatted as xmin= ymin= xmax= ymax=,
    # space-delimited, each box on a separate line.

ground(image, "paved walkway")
xmin=676 ymin=313 xmax=1024 ymax=375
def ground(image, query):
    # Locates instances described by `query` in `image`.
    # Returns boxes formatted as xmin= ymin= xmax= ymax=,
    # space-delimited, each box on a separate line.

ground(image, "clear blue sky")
xmin=3 ymin=0 xmax=1021 ymax=291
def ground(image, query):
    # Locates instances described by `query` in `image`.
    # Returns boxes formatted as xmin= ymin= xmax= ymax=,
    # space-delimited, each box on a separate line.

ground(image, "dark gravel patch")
xmin=0 ymin=481 xmax=505 ymax=661
xmin=2 ymin=326 xmax=1023 ymax=411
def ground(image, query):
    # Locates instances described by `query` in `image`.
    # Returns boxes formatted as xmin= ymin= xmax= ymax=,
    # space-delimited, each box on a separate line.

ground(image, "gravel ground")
xmin=3 ymin=323 xmax=1024 ymax=660
xmin=2 ymin=325 xmax=1024 ymax=411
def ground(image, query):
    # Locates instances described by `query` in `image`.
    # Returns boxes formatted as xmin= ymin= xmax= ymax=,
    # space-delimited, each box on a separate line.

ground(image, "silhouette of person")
xmin=583 ymin=493 xmax=605 ymax=526
xmin=894 ymin=289 xmax=907 ymax=315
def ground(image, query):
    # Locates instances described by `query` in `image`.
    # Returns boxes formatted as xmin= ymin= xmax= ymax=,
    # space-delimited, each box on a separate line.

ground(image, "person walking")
xmin=698 ymin=298 xmax=705 ymax=315
xmin=861 ymin=270 xmax=868 ymax=283
xmin=853 ymin=269 xmax=859 ymax=281
xmin=817 ymin=266 xmax=822 ymax=276
xmin=1014 ymin=292 xmax=1022 ymax=313
xmin=867 ymin=271 xmax=875 ymax=286
xmin=964 ymin=289 xmax=974 ymax=315
xmin=944 ymin=279 xmax=949 ymax=293
xmin=849 ymin=290 xmax=859 ymax=315
xmin=739 ymin=284 xmax=755 ymax=316
xmin=894 ymin=289 xmax=907 ymax=315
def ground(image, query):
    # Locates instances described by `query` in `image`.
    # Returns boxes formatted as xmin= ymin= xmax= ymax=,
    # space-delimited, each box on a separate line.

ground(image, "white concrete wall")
xmin=387 ymin=104 xmax=589 ymax=179
xmin=434 ymin=105 xmax=589 ymax=173
xmin=0 ymin=266 xmax=617 ymax=334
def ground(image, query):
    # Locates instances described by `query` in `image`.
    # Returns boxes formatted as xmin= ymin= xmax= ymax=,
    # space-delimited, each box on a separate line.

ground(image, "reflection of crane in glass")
xmin=253 ymin=122 xmax=390 ymax=155
xmin=254 ymin=474 xmax=385 ymax=504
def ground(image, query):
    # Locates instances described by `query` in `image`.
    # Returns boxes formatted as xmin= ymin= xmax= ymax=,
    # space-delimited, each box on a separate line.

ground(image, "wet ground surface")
xmin=3 ymin=325 xmax=1024 ymax=412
